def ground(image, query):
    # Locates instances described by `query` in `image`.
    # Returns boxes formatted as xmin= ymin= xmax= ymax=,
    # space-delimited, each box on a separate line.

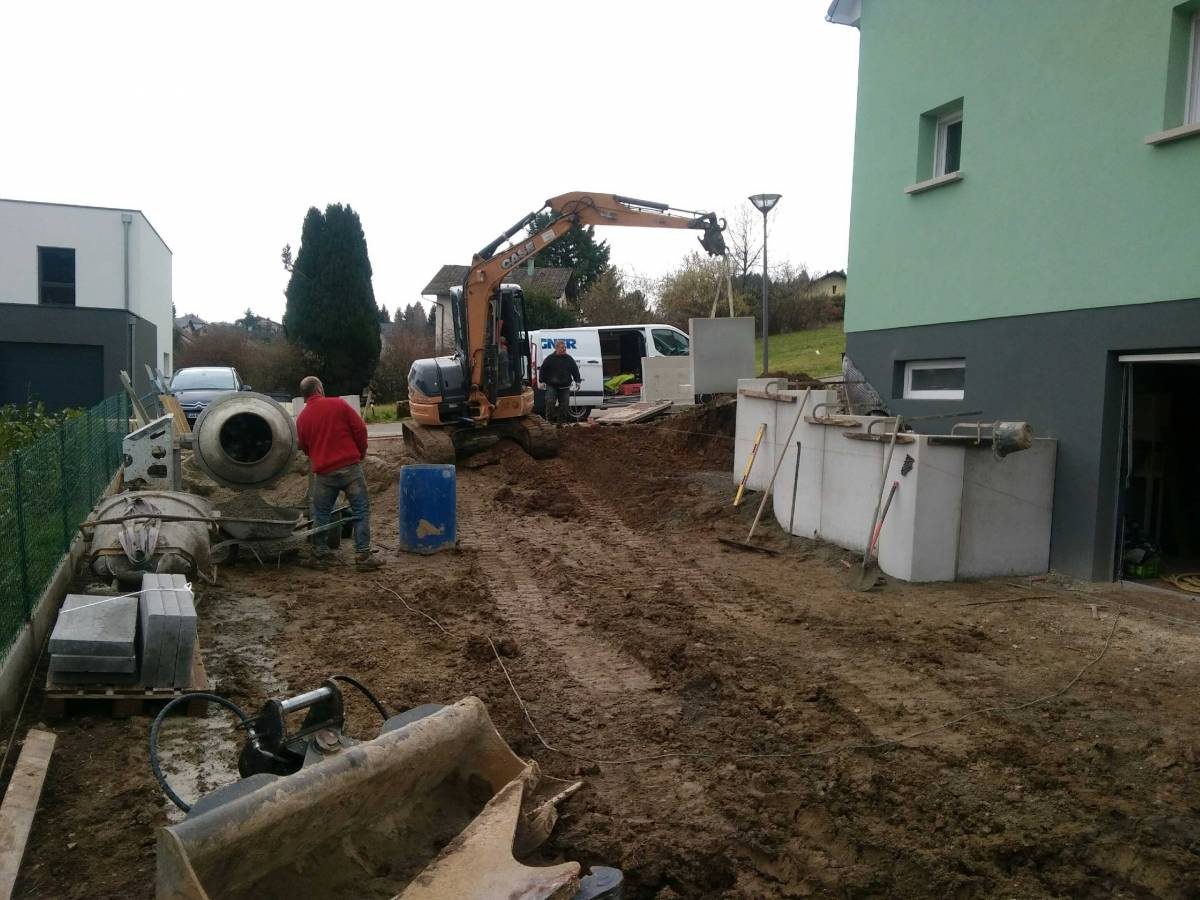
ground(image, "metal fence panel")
xmin=0 ymin=393 xmax=129 ymax=655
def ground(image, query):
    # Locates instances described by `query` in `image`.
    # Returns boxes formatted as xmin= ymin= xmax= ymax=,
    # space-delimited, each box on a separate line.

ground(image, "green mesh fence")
xmin=0 ymin=393 xmax=129 ymax=656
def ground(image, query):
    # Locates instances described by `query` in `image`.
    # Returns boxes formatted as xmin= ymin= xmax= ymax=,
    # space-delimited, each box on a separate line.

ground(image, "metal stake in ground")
xmin=854 ymin=415 xmax=903 ymax=589
xmin=720 ymin=388 xmax=812 ymax=554
xmin=788 ymin=440 xmax=802 ymax=547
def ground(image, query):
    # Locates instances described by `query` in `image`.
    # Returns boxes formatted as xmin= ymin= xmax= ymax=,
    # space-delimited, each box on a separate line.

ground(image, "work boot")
xmin=355 ymin=551 xmax=383 ymax=571
xmin=304 ymin=553 xmax=333 ymax=570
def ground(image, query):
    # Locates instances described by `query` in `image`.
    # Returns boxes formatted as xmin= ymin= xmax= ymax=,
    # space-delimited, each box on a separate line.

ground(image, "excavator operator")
xmin=539 ymin=340 xmax=581 ymax=425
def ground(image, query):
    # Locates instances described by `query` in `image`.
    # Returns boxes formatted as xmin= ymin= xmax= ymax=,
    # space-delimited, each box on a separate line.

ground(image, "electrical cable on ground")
xmin=149 ymin=692 xmax=250 ymax=813
xmin=0 ymin=623 xmax=53 ymax=786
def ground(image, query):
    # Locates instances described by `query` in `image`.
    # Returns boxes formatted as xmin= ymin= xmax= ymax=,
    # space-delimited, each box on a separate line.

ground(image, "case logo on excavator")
xmin=540 ymin=338 xmax=577 ymax=349
xmin=500 ymin=239 xmax=537 ymax=270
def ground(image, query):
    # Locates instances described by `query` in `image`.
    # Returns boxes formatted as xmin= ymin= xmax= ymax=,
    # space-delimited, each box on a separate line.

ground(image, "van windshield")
xmin=652 ymin=329 xmax=690 ymax=356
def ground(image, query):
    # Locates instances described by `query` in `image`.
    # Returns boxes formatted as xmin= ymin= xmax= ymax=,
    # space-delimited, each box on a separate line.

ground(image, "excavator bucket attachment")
xmin=156 ymin=697 xmax=581 ymax=900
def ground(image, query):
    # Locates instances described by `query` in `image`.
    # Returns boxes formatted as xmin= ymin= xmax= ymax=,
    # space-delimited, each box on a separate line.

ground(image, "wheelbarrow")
xmin=211 ymin=504 xmax=356 ymax=564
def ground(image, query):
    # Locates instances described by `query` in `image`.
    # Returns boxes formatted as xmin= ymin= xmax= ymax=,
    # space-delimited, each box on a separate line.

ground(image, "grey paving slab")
xmin=50 ymin=654 xmax=138 ymax=674
xmin=49 ymin=595 xmax=138 ymax=658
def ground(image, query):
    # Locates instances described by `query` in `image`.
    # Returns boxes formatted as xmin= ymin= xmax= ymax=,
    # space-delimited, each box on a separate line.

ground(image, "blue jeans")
xmin=313 ymin=463 xmax=371 ymax=553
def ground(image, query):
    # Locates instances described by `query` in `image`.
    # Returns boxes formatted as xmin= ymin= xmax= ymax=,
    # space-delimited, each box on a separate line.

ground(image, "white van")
xmin=528 ymin=323 xmax=690 ymax=418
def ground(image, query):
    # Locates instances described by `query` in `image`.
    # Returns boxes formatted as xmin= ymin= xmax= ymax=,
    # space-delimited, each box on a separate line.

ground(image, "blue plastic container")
xmin=397 ymin=464 xmax=457 ymax=554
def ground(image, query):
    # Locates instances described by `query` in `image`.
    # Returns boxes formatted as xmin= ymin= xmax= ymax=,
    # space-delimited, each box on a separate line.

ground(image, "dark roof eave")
xmin=826 ymin=0 xmax=860 ymax=26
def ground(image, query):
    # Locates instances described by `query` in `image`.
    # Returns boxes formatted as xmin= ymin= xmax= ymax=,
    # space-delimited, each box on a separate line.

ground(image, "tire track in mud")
xmin=457 ymin=476 xmax=670 ymax=705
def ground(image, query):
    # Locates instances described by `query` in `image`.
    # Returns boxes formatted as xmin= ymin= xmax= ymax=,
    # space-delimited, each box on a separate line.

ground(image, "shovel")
xmin=720 ymin=389 xmax=811 ymax=555
xmin=853 ymin=479 xmax=899 ymax=591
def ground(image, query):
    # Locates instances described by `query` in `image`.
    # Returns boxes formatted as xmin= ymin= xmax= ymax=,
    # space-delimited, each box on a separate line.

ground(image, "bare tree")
xmin=726 ymin=204 xmax=763 ymax=290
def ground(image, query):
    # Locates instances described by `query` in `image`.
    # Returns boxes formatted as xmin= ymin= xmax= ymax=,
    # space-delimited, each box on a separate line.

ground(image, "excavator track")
xmin=400 ymin=420 xmax=457 ymax=464
xmin=402 ymin=417 xmax=559 ymax=463
xmin=491 ymin=415 xmax=559 ymax=460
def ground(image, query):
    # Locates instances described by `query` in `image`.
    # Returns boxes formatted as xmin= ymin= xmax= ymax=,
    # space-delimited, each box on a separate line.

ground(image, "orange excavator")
xmin=403 ymin=192 xmax=727 ymax=461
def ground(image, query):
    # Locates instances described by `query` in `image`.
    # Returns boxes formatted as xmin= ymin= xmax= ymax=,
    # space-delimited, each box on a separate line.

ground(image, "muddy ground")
xmin=5 ymin=402 xmax=1200 ymax=898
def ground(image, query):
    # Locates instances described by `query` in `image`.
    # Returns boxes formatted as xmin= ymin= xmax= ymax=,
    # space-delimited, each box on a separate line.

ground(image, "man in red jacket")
xmin=296 ymin=376 xmax=381 ymax=570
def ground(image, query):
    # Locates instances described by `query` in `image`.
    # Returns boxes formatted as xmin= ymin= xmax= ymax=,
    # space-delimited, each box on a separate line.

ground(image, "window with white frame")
xmin=1187 ymin=11 xmax=1200 ymax=124
xmin=934 ymin=111 xmax=963 ymax=176
xmin=903 ymin=359 xmax=965 ymax=400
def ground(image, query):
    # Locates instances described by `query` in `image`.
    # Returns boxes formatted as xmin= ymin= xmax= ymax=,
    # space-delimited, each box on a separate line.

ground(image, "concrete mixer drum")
xmin=192 ymin=392 xmax=297 ymax=490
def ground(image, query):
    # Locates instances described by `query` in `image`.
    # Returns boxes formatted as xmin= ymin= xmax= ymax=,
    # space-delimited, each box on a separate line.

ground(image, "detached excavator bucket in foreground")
xmin=156 ymin=697 xmax=581 ymax=899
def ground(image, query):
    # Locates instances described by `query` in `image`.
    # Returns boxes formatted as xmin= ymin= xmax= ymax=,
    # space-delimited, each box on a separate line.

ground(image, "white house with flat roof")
xmin=0 ymin=198 xmax=172 ymax=409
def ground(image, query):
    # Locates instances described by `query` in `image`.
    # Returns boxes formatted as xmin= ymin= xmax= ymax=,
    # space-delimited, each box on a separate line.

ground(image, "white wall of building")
xmin=0 ymin=199 xmax=173 ymax=372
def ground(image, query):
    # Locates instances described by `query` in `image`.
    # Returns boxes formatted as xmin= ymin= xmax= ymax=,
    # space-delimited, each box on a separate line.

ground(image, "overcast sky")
xmin=1 ymin=1 xmax=859 ymax=323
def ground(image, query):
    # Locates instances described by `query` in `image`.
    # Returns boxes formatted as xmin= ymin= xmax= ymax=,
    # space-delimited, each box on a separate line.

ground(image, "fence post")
xmin=58 ymin=423 xmax=72 ymax=551
xmin=12 ymin=451 xmax=32 ymax=617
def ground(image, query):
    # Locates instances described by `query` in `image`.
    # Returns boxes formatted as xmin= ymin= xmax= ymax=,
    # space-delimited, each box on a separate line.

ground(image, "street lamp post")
xmin=749 ymin=193 xmax=781 ymax=374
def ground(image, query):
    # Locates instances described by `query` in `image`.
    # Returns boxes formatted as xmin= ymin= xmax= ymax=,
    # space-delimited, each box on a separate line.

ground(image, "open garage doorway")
xmin=1116 ymin=353 xmax=1200 ymax=594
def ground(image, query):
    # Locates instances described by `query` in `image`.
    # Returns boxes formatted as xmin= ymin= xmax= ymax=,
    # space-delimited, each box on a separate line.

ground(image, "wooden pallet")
xmin=591 ymin=400 xmax=673 ymax=425
xmin=43 ymin=642 xmax=209 ymax=718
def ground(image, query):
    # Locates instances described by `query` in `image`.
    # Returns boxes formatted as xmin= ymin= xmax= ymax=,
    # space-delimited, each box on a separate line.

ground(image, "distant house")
xmin=237 ymin=314 xmax=284 ymax=339
xmin=420 ymin=264 xmax=574 ymax=350
xmin=0 ymin=198 xmax=172 ymax=410
xmin=811 ymin=270 xmax=847 ymax=298
xmin=175 ymin=313 xmax=207 ymax=335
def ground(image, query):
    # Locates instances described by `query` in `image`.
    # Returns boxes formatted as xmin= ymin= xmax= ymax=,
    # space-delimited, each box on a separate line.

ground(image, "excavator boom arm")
xmin=463 ymin=192 xmax=726 ymax=414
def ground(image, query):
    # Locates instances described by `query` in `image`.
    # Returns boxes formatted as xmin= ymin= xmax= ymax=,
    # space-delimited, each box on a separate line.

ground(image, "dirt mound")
xmin=521 ymin=487 xmax=581 ymax=519
xmin=555 ymin=399 xmax=736 ymax=529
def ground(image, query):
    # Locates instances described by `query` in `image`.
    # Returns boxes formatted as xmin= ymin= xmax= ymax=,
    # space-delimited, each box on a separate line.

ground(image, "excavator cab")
xmin=405 ymin=285 xmax=555 ymax=462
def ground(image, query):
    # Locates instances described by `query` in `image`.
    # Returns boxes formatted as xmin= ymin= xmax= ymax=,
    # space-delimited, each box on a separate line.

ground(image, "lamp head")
xmin=749 ymin=193 xmax=782 ymax=214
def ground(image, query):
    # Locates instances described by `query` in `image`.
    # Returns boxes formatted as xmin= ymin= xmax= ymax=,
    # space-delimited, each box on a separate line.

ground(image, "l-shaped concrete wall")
xmin=734 ymin=384 xmax=1057 ymax=581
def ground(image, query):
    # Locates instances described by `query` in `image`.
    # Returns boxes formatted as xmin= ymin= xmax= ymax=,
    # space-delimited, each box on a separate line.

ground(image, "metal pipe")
xmin=761 ymin=208 xmax=769 ymax=373
xmin=121 ymin=213 xmax=133 ymax=311
xmin=280 ymin=685 xmax=334 ymax=713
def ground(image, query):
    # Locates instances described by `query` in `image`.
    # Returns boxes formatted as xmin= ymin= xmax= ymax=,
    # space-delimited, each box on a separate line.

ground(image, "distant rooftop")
xmin=421 ymin=264 xmax=575 ymax=298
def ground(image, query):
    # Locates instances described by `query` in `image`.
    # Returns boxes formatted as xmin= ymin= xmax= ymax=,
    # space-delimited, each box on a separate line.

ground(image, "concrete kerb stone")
xmin=139 ymin=575 xmax=165 ymax=687
xmin=169 ymin=575 xmax=197 ymax=686
xmin=49 ymin=595 xmax=139 ymax=658
xmin=154 ymin=575 xmax=182 ymax=689
xmin=49 ymin=654 xmax=137 ymax=674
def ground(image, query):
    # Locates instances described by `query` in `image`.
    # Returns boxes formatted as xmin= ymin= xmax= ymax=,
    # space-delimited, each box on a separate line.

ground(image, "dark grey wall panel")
xmin=0 ymin=342 xmax=103 ymax=409
xmin=846 ymin=297 xmax=1200 ymax=581
xmin=0 ymin=303 xmax=157 ymax=406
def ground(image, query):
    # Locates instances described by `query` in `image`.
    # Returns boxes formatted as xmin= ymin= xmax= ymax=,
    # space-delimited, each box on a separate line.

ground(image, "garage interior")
xmin=1117 ymin=354 xmax=1200 ymax=592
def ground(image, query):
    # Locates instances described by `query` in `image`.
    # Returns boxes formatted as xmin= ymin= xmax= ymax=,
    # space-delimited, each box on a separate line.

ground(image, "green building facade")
xmin=830 ymin=0 xmax=1200 ymax=580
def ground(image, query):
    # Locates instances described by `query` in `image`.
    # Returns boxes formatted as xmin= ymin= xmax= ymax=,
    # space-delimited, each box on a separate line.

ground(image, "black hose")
xmin=330 ymin=674 xmax=390 ymax=721
xmin=149 ymin=692 xmax=250 ymax=813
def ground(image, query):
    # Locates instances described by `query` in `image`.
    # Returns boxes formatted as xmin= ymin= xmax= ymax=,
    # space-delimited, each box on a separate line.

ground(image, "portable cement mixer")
xmin=149 ymin=681 xmax=622 ymax=899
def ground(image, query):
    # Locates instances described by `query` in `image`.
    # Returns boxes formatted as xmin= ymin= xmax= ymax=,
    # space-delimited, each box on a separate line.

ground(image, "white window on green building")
xmin=903 ymin=359 xmax=965 ymax=400
xmin=934 ymin=111 xmax=963 ymax=176
xmin=910 ymin=98 xmax=965 ymax=191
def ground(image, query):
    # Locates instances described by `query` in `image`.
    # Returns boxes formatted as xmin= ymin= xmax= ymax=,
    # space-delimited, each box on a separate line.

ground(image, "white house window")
xmin=38 ymin=246 xmax=75 ymax=306
xmin=934 ymin=111 xmax=963 ymax=176
xmin=903 ymin=358 xmax=965 ymax=400
xmin=1187 ymin=11 xmax=1200 ymax=124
